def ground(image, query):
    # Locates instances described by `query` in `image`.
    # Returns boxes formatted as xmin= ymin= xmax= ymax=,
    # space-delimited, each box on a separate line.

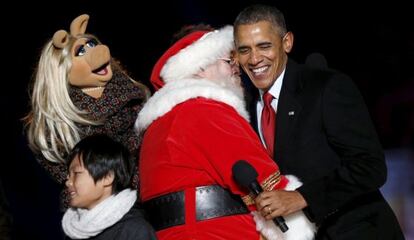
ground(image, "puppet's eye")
xmin=75 ymin=46 xmax=86 ymax=56
xmin=75 ymin=39 xmax=98 ymax=56
xmin=86 ymin=39 xmax=98 ymax=48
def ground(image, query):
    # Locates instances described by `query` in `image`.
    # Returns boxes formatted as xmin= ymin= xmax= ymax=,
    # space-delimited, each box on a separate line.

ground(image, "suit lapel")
xmin=246 ymin=59 xmax=303 ymax=162
xmin=274 ymin=60 xmax=302 ymax=162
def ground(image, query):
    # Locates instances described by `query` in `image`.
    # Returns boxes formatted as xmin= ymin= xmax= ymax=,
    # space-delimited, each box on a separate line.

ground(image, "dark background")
xmin=1 ymin=1 xmax=413 ymax=239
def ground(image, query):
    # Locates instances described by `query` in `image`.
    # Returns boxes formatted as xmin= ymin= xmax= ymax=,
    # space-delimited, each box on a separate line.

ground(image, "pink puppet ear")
xmin=52 ymin=14 xmax=90 ymax=49
xmin=70 ymin=14 xmax=89 ymax=36
xmin=52 ymin=30 xmax=69 ymax=49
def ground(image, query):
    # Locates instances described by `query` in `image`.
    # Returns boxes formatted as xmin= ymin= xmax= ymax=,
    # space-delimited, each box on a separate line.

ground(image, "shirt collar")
xmin=259 ymin=68 xmax=286 ymax=101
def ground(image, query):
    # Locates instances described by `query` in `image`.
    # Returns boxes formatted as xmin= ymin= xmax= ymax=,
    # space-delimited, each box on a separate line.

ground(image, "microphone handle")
xmin=274 ymin=217 xmax=288 ymax=232
xmin=250 ymin=181 xmax=263 ymax=195
xmin=250 ymin=181 xmax=289 ymax=232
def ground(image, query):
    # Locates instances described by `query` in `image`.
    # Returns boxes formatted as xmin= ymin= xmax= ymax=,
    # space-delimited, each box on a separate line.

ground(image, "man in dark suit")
xmin=234 ymin=4 xmax=404 ymax=239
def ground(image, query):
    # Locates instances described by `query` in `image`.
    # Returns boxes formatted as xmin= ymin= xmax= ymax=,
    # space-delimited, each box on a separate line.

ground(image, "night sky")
xmin=1 ymin=1 xmax=413 ymax=239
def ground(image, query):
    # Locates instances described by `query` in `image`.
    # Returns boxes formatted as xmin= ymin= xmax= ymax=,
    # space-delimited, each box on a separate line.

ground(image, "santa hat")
xmin=150 ymin=25 xmax=234 ymax=90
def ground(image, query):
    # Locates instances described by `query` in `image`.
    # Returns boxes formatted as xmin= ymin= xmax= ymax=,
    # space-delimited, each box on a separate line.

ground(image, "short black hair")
xmin=234 ymin=4 xmax=287 ymax=37
xmin=67 ymin=134 xmax=133 ymax=194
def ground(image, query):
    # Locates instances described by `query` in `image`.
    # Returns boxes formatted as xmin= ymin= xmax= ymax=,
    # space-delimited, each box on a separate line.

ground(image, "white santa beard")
xmin=210 ymin=75 xmax=244 ymax=100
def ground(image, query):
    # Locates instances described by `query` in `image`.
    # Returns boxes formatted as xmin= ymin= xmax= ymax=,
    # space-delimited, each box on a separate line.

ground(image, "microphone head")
xmin=232 ymin=160 xmax=258 ymax=188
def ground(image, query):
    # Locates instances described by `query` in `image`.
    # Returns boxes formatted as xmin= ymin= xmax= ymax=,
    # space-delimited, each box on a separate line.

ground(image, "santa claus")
xmin=135 ymin=24 xmax=315 ymax=240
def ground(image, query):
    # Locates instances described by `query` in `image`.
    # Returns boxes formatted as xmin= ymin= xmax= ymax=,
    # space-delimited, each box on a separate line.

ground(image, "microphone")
xmin=232 ymin=160 xmax=288 ymax=232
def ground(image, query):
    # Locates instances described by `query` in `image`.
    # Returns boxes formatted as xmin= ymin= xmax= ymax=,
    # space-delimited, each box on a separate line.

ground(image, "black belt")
xmin=143 ymin=185 xmax=249 ymax=231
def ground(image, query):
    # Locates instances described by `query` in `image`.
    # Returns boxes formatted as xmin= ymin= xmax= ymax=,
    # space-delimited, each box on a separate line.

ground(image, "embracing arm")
xmin=297 ymin=73 xmax=386 ymax=223
xmin=255 ymin=189 xmax=307 ymax=220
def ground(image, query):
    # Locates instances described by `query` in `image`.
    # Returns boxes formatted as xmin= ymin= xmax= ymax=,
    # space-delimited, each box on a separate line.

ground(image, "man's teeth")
xmin=252 ymin=66 xmax=268 ymax=74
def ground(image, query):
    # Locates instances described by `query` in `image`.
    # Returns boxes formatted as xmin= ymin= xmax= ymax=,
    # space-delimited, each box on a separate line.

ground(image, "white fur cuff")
xmin=252 ymin=175 xmax=317 ymax=240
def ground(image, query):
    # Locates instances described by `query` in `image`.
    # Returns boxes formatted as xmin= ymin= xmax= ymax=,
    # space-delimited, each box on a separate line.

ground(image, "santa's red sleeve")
xmin=174 ymin=98 xmax=288 ymax=208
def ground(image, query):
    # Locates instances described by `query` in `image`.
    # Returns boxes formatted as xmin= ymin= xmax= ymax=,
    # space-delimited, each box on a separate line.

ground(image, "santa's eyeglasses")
xmin=218 ymin=57 xmax=236 ymax=66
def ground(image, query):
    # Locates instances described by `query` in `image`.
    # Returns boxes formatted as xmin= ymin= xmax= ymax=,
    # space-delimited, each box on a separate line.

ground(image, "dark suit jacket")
xmin=247 ymin=59 xmax=404 ymax=239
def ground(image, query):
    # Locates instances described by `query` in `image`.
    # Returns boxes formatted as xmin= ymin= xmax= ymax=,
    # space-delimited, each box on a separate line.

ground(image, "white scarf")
xmin=62 ymin=189 xmax=137 ymax=239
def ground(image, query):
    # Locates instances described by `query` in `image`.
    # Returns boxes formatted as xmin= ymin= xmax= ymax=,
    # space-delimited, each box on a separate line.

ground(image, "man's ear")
xmin=283 ymin=31 xmax=294 ymax=53
xmin=193 ymin=68 xmax=206 ymax=79
xmin=102 ymin=172 xmax=115 ymax=187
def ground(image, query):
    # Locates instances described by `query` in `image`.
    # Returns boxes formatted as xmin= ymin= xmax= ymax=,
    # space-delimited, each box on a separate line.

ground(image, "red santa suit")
xmin=135 ymin=26 xmax=316 ymax=240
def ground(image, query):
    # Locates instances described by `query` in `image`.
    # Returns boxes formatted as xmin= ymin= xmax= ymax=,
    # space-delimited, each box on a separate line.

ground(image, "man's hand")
xmin=255 ymin=190 xmax=307 ymax=220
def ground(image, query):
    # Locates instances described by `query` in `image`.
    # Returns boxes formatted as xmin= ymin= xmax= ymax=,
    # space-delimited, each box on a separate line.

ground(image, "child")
xmin=62 ymin=134 xmax=156 ymax=239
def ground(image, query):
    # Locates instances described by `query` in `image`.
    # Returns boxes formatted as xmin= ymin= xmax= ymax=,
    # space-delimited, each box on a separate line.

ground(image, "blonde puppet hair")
xmin=25 ymin=34 xmax=101 ymax=163
xmin=25 ymin=33 xmax=150 ymax=163
xmin=25 ymin=33 xmax=150 ymax=164
xmin=25 ymin=14 xmax=149 ymax=164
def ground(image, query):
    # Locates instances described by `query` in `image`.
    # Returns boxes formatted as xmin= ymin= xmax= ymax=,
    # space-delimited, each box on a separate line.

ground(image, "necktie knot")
xmin=263 ymin=92 xmax=274 ymax=108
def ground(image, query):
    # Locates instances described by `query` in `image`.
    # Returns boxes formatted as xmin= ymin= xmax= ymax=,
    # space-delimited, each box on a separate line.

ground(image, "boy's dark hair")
xmin=234 ymin=4 xmax=287 ymax=37
xmin=67 ymin=134 xmax=133 ymax=194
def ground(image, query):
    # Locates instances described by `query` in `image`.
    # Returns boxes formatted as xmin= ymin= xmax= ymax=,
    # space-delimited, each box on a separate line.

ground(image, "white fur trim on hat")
xmin=161 ymin=25 xmax=234 ymax=83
